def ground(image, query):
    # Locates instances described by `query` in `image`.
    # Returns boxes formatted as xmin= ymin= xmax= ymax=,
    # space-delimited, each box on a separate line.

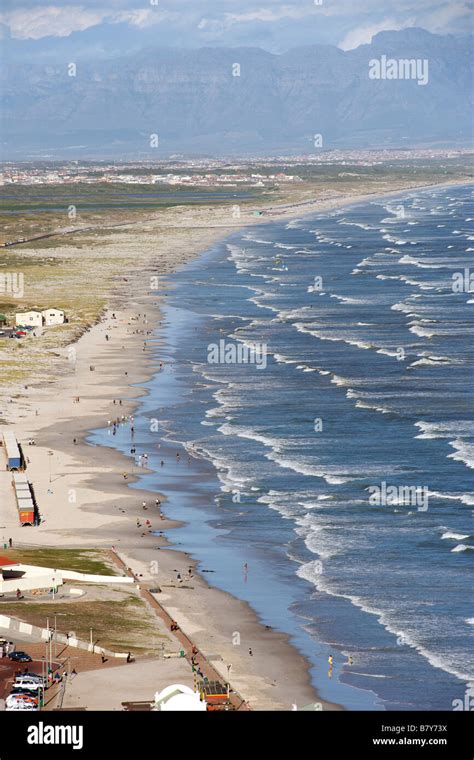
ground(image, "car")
xmin=6 ymin=693 xmax=38 ymax=707
xmin=6 ymin=699 xmax=38 ymax=711
xmin=15 ymin=672 xmax=44 ymax=684
xmin=8 ymin=651 xmax=32 ymax=662
xmin=10 ymin=685 xmax=38 ymax=693
xmin=13 ymin=679 xmax=43 ymax=692
xmin=7 ymin=688 xmax=38 ymax=700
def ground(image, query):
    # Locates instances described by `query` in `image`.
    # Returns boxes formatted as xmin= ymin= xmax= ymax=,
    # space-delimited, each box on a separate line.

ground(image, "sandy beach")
xmin=0 ymin=178 xmax=468 ymax=711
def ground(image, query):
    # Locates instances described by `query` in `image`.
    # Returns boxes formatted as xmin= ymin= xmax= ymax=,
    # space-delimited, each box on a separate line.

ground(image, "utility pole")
xmin=46 ymin=617 xmax=50 ymax=674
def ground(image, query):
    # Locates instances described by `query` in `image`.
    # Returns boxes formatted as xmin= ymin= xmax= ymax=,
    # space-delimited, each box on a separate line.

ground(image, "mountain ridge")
xmin=1 ymin=28 xmax=472 ymax=158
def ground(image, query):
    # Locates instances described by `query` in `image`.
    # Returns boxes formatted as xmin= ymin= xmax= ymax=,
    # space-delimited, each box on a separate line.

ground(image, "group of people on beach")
xmin=134 ymin=496 xmax=167 ymax=536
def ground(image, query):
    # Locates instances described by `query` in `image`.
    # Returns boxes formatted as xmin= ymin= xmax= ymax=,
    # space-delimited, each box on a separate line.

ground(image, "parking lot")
xmin=0 ymin=327 xmax=37 ymax=340
xmin=0 ymin=641 xmax=66 ymax=711
xmin=0 ymin=328 xmax=16 ymax=339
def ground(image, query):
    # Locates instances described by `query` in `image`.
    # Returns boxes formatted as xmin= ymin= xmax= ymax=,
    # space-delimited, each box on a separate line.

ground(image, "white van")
xmin=14 ymin=673 xmax=44 ymax=685
xmin=13 ymin=678 xmax=43 ymax=691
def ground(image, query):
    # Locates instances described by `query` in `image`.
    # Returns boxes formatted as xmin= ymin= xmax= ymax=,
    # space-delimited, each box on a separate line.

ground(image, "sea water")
xmin=92 ymin=184 xmax=473 ymax=711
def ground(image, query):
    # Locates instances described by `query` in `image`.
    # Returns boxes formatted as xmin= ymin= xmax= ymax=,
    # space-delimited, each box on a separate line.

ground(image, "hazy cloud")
xmin=0 ymin=0 xmax=471 ymax=48
xmin=339 ymin=18 xmax=415 ymax=51
xmin=338 ymin=1 xmax=472 ymax=49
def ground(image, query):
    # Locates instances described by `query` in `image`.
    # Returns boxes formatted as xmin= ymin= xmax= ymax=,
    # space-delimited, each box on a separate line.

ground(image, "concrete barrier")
xmin=0 ymin=564 xmax=133 ymax=594
xmin=0 ymin=613 xmax=131 ymax=658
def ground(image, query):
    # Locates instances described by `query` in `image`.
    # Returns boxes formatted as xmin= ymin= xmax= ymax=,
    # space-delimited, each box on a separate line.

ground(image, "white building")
xmin=41 ymin=308 xmax=65 ymax=326
xmin=15 ymin=311 xmax=43 ymax=328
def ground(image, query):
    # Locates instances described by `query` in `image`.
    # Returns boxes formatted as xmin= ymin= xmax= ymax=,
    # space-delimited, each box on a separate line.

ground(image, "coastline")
xmin=0 ymin=178 xmax=471 ymax=711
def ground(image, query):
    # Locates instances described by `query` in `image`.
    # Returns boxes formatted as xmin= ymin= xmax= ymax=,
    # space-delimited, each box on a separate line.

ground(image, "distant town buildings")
xmin=1 ymin=148 xmax=470 ymax=187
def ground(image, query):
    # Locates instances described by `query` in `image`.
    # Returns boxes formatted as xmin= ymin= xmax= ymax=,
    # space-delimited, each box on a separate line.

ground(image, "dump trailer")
xmin=16 ymin=496 xmax=35 ymax=526
xmin=3 ymin=432 xmax=22 ymax=471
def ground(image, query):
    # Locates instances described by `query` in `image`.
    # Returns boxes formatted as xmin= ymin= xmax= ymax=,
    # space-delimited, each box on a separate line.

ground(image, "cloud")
xmin=0 ymin=4 xmax=176 ymax=39
xmin=339 ymin=18 xmax=415 ymax=51
xmin=1 ymin=0 xmax=472 ymax=46
xmin=421 ymin=1 xmax=473 ymax=32
xmin=1 ymin=6 xmax=105 ymax=39
xmin=190 ymin=4 xmax=327 ymax=37
xmin=338 ymin=1 xmax=473 ymax=50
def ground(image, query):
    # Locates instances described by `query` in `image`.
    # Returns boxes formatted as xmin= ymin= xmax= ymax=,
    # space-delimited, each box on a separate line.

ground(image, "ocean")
xmin=92 ymin=183 xmax=473 ymax=710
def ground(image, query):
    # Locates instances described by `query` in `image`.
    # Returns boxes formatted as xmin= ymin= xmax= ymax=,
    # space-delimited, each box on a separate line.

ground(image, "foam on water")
xmin=157 ymin=183 xmax=474 ymax=710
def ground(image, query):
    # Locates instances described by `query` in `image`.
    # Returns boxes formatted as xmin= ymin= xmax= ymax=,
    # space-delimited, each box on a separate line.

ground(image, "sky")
xmin=0 ymin=1 xmax=472 ymax=58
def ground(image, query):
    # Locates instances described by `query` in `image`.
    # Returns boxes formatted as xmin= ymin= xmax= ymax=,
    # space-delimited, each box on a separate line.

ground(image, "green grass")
xmin=0 ymin=182 xmax=263 ymax=245
xmin=0 ymin=596 xmax=166 ymax=653
xmin=7 ymin=548 xmax=118 ymax=576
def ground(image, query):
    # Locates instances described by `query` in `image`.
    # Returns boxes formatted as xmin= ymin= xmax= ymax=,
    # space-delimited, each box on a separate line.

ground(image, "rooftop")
xmin=0 ymin=556 xmax=19 ymax=568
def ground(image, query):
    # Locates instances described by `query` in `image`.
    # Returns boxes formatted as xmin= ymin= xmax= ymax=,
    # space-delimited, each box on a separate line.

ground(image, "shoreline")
xmin=0 ymin=178 xmax=471 ymax=711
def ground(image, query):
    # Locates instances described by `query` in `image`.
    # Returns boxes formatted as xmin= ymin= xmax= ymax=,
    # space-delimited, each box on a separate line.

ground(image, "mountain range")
xmin=1 ymin=28 xmax=472 ymax=159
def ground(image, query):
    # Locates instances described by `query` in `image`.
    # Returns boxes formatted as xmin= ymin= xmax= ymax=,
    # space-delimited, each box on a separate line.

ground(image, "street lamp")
xmin=47 ymin=451 xmax=53 ymax=483
xmin=53 ymin=611 xmax=67 ymax=657
xmin=89 ymin=629 xmax=100 ymax=654
xmin=53 ymin=612 xmax=58 ymax=657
